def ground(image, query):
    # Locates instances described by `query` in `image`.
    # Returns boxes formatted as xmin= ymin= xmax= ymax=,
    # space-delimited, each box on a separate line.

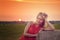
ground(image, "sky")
xmin=0 ymin=0 xmax=60 ymax=21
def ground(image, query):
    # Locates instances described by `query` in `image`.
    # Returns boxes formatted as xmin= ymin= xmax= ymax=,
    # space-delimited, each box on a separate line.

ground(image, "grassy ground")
xmin=0 ymin=23 xmax=26 ymax=40
xmin=54 ymin=24 xmax=60 ymax=30
xmin=0 ymin=23 xmax=60 ymax=40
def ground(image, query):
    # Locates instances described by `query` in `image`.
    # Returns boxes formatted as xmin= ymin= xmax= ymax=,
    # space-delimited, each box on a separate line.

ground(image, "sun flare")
xmin=19 ymin=19 xmax=22 ymax=21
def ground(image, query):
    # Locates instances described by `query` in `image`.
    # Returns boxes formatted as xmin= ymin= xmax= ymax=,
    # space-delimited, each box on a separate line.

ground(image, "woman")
xmin=19 ymin=12 xmax=55 ymax=40
xmin=19 ymin=12 xmax=45 ymax=40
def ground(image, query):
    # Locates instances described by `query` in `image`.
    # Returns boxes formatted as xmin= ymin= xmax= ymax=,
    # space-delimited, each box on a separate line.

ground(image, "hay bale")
xmin=37 ymin=30 xmax=60 ymax=40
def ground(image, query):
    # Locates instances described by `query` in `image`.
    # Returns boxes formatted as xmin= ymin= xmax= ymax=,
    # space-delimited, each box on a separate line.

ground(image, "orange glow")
xmin=16 ymin=0 xmax=23 ymax=1
xmin=0 ymin=0 xmax=60 ymax=21
xmin=19 ymin=19 xmax=21 ymax=21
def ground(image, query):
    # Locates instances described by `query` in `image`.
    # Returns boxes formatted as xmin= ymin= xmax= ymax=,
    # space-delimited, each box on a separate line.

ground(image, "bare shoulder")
xmin=28 ymin=21 xmax=36 ymax=25
xmin=26 ymin=21 xmax=34 ymax=26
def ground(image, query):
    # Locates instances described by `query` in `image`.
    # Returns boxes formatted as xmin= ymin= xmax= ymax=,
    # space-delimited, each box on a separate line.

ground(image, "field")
xmin=0 ymin=22 xmax=60 ymax=40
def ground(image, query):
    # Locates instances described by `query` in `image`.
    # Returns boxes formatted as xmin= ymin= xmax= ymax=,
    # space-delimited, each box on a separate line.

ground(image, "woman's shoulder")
xmin=27 ymin=21 xmax=36 ymax=25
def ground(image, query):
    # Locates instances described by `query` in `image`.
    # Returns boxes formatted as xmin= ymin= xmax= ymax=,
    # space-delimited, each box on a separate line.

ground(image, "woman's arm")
xmin=47 ymin=21 xmax=55 ymax=30
xmin=39 ymin=28 xmax=44 ymax=33
xmin=24 ymin=22 xmax=37 ymax=37
xmin=24 ymin=22 xmax=31 ymax=36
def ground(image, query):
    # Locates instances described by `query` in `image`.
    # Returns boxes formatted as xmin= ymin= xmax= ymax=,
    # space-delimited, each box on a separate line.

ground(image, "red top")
xmin=27 ymin=23 xmax=42 ymax=34
xmin=19 ymin=23 xmax=42 ymax=40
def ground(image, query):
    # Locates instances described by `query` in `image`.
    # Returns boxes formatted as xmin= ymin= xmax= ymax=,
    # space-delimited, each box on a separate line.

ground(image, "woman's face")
xmin=36 ymin=16 xmax=44 ymax=24
xmin=43 ymin=16 xmax=47 ymax=19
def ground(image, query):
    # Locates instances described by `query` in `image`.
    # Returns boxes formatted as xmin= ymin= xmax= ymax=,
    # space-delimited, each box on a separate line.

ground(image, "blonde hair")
xmin=37 ymin=12 xmax=48 ymax=19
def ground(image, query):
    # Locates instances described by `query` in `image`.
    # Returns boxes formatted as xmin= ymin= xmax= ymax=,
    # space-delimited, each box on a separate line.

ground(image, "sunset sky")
xmin=0 ymin=0 xmax=60 ymax=21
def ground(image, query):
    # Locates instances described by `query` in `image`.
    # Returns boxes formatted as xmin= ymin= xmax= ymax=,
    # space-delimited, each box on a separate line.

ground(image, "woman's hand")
xmin=24 ymin=33 xmax=38 ymax=37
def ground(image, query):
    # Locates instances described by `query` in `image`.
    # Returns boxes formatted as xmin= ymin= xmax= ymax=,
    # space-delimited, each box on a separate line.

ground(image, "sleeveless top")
xmin=27 ymin=23 xmax=42 ymax=34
